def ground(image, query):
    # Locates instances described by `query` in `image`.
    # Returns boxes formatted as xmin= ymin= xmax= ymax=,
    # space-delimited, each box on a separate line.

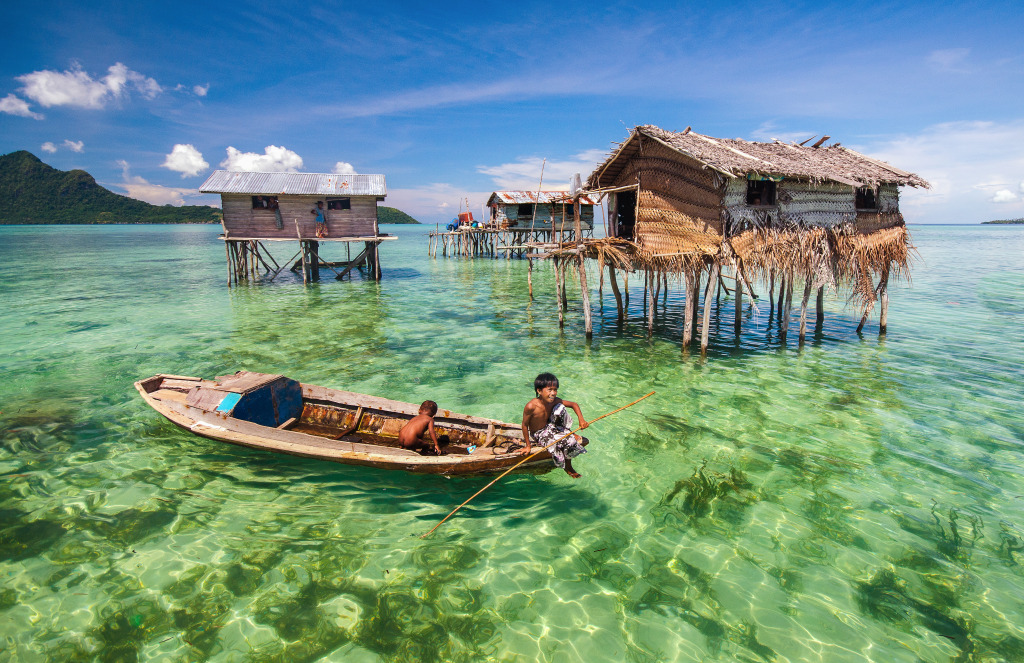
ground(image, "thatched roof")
xmin=587 ymin=125 xmax=929 ymax=190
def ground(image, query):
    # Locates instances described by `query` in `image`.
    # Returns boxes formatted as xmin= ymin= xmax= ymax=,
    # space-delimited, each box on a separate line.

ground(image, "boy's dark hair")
xmin=420 ymin=400 xmax=438 ymax=416
xmin=534 ymin=373 xmax=559 ymax=393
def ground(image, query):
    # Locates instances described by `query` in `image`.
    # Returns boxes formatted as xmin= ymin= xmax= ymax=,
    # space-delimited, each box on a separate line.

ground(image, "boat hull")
xmin=135 ymin=373 xmax=585 ymax=475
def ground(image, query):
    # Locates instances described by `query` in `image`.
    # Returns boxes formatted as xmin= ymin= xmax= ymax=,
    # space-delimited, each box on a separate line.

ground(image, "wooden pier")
xmin=427 ymin=226 xmax=590 ymax=259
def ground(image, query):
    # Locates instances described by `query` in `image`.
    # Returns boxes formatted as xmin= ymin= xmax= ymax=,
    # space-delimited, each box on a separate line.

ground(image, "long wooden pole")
xmin=420 ymin=391 xmax=656 ymax=539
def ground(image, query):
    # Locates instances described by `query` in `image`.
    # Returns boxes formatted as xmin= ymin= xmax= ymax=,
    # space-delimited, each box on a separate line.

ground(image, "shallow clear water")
xmin=1 ymin=223 xmax=1023 ymax=662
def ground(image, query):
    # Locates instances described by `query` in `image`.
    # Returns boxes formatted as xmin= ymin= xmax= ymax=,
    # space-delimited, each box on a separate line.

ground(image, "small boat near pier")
xmin=135 ymin=371 xmax=585 ymax=475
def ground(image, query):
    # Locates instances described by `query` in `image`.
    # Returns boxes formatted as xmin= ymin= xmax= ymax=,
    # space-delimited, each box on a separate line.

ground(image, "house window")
xmin=855 ymin=188 xmax=877 ymax=210
xmin=328 ymin=198 xmax=351 ymax=210
xmin=252 ymin=195 xmax=279 ymax=210
xmin=518 ymin=203 xmax=533 ymax=218
xmin=746 ymin=180 xmax=776 ymax=206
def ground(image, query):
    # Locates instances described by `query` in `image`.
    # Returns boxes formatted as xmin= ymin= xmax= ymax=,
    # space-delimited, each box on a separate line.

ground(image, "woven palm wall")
xmin=614 ymin=139 xmax=725 ymax=260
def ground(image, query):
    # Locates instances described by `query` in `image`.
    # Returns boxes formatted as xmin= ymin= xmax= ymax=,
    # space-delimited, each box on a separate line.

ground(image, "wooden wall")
xmin=221 ymin=194 xmax=379 ymax=238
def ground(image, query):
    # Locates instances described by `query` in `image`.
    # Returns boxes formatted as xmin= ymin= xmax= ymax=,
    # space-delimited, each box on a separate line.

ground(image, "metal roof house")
xmin=486 ymin=191 xmax=598 ymax=232
xmin=199 ymin=170 xmax=393 ymax=283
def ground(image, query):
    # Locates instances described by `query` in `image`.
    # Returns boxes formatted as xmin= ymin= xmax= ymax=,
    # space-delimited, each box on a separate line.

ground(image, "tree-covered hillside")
xmin=377 ymin=206 xmax=420 ymax=224
xmin=0 ymin=151 xmax=221 ymax=224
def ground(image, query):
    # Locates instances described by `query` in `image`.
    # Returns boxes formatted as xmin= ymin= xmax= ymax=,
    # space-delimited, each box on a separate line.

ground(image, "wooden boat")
xmin=135 ymin=371 xmax=586 ymax=475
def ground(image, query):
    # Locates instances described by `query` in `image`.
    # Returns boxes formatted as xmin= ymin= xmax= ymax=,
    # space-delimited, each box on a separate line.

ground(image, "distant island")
xmin=377 ymin=207 xmax=420 ymax=224
xmin=982 ymin=218 xmax=1024 ymax=224
xmin=0 ymin=150 xmax=420 ymax=225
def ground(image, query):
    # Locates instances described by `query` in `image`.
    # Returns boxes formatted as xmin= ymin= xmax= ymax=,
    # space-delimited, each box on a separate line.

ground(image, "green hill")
xmin=377 ymin=206 xmax=420 ymax=224
xmin=982 ymin=218 xmax=1024 ymax=224
xmin=0 ymin=150 xmax=221 ymax=224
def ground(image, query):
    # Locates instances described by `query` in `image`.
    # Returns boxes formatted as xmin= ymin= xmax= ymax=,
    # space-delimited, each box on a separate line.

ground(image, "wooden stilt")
xmin=735 ymin=267 xmax=743 ymax=334
xmin=878 ymin=268 xmax=890 ymax=334
xmin=579 ymin=255 xmax=593 ymax=338
xmin=554 ymin=257 xmax=564 ymax=328
xmin=647 ymin=271 xmax=655 ymax=336
xmin=609 ymin=264 xmax=623 ymax=322
xmin=798 ymin=278 xmax=813 ymax=343
xmin=701 ymin=265 xmax=718 ymax=354
xmin=683 ymin=271 xmax=694 ymax=349
xmin=623 ymin=270 xmax=630 ymax=310
xmin=528 ymin=258 xmax=533 ymax=300
xmin=780 ymin=276 xmax=793 ymax=342
xmin=224 ymin=242 xmax=233 ymax=286
xmin=816 ymin=285 xmax=824 ymax=327
xmin=776 ymin=274 xmax=786 ymax=323
xmin=768 ymin=271 xmax=776 ymax=318
xmin=559 ymin=260 xmax=568 ymax=311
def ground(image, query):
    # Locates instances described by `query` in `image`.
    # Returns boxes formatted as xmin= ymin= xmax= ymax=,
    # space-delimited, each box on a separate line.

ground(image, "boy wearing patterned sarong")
xmin=521 ymin=373 xmax=589 ymax=478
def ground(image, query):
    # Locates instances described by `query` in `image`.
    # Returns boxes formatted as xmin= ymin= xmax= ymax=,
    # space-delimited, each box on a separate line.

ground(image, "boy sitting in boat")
xmin=399 ymin=400 xmax=444 ymax=455
xmin=521 ymin=373 xmax=588 ymax=478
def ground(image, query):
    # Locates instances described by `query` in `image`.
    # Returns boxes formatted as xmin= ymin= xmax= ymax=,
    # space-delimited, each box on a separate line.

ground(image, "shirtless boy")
xmin=522 ymin=373 xmax=589 ymax=478
xmin=399 ymin=400 xmax=443 ymax=455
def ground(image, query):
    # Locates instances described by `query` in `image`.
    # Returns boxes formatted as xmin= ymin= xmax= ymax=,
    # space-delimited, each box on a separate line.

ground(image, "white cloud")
xmin=477 ymin=149 xmax=607 ymax=190
xmin=63 ymin=139 xmax=84 ymax=153
xmin=991 ymin=190 xmax=1017 ymax=203
xmin=41 ymin=142 xmax=57 ymax=154
xmin=1020 ymin=181 xmax=1024 ymax=193
xmin=332 ymin=161 xmax=356 ymax=175
xmin=193 ymin=84 xmax=209 ymax=97
xmin=862 ymin=119 xmax=1024 ymax=223
xmin=162 ymin=144 xmax=209 ymax=177
xmin=116 ymin=159 xmax=198 ymax=206
xmin=16 ymin=62 xmax=161 ymax=109
xmin=928 ymin=48 xmax=971 ymax=72
xmin=385 ymin=183 xmax=492 ymax=224
xmin=220 ymin=145 xmax=303 ymax=172
xmin=0 ymin=93 xmax=43 ymax=119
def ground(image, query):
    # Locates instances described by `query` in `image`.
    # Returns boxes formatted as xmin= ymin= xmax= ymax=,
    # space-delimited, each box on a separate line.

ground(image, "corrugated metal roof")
xmin=199 ymin=170 xmax=386 ymax=196
xmin=486 ymin=191 xmax=599 ymax=205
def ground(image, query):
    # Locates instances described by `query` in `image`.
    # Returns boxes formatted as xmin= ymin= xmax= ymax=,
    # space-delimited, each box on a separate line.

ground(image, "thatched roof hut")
xmin=549 ymin=125 xmax=930 ymax=350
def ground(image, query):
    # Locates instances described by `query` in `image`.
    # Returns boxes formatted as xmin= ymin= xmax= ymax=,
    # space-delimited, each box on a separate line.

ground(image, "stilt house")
xmin=571 ymin=125 xmax=929 ymax=350
xmin=486 ymin=191 xmax=598 ymax=233
xmin=200 ymin=170 xmax=393 ymax=283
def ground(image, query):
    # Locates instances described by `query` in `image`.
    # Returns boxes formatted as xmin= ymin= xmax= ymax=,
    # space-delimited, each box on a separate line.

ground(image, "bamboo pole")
xmin=420 ymin=391 xmax=656 ymax=539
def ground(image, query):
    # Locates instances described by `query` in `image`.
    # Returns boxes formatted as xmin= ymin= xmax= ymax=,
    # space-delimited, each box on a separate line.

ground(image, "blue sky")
xmin=2 ymin=1 xmax=1022 ymax=224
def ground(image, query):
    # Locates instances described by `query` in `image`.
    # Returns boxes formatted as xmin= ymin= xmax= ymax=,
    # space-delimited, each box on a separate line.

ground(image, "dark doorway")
xmin=616 ymin=191 xmax=636 ymax=240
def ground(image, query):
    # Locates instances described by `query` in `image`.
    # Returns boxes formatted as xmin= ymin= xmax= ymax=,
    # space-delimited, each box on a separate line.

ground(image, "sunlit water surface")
xmin=1 ymin=224 xmax=1023 ymax=662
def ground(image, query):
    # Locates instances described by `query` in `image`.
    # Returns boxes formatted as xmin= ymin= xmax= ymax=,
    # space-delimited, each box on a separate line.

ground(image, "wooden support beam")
xmin=735 ymin=269 xmax=743 ymax=334
xmin=878 ymin=268 xmax=890 ymax=334
xmin=799 ymin=278 xmax=813 ymax=343
xmin=683 ymin=270 xmax=695 ymax=349
xmin=609 ymin=264 xmax=623 ymax=322
xmin=335 ymin=246 xmax=370 ymax=280
xmin=701 ymin=265 xmax=718 ymax=354
xmin=816 ymin=285 xmax=824 ymax=326
xmin=780 ymin=277 xmax=793 ymax=342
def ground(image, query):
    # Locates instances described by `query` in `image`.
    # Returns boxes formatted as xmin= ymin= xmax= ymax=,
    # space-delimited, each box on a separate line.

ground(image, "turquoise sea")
xmin=1 ymin=223 xmax=1023 ymax=662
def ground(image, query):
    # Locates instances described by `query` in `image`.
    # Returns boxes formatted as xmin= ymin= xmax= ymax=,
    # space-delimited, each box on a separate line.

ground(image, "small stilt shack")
xmin=540 ymin=125 xmax=928 ymax=351
xmin=486 ymin=191 xmax=598 ymax=236
xmin=200 ymin=170 xmax=395 ymax=284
